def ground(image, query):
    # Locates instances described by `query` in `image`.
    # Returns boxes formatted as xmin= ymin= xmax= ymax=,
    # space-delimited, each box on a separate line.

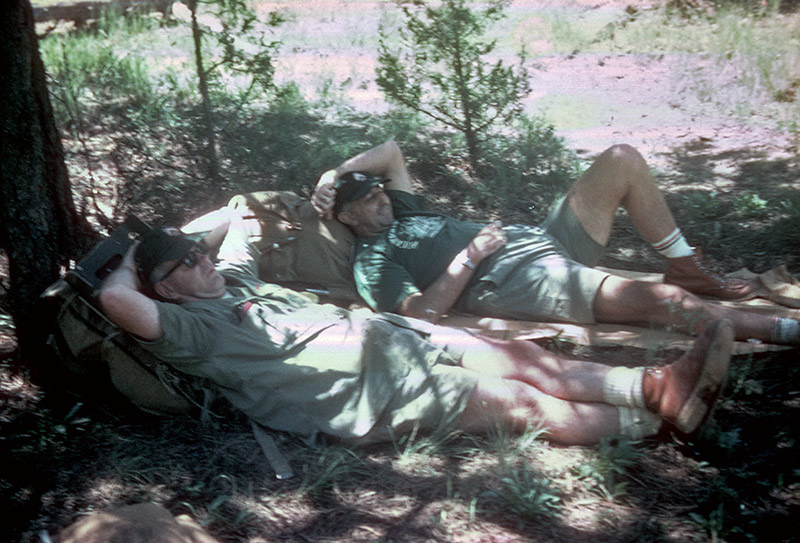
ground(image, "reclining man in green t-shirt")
xmin=311 ymin=140 xmax=800 ymax=346
xmin=99 ymin=210 xmax=734 ymax=446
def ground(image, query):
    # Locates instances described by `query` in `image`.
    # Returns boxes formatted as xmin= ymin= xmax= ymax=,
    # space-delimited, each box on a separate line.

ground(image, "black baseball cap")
xmin=333 ymin=171 xmax=389 ymax=215
xmin=135 ymin=227 xmax=196 ymax=287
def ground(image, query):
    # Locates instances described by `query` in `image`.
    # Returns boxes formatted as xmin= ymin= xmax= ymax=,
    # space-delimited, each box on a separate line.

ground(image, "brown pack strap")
xmin=250 ymin=420 xmax=293 ymax=480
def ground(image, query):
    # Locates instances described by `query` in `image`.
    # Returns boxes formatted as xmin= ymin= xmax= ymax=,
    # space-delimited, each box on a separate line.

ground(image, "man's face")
xmin=154 ymin=247 xmax=226 ymax=302
xmin=338 ymin=186 xmax=394 ymax=237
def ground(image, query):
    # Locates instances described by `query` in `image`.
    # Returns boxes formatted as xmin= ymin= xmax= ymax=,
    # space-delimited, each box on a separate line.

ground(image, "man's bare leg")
xmin=593 ymin=274 xmax=798 ymax=343
xmin=567 ymin=144 xmax=677 ymax=246
xmin=455 ymin=376 xmax=629 ymax=446
xmin=565 ymin=144 xmax=755 ymax=300
xmin=429 ymin=327 xmax=615 ymax=400
xmin=434 ymin=320 xmax=735 ymax=438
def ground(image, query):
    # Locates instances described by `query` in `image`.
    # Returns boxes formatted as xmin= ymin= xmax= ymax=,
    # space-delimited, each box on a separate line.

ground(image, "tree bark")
xmin=0 ymin=0 xmax=89 ymax=362
xmin=188 ymin=0 xmax=222 ymax=190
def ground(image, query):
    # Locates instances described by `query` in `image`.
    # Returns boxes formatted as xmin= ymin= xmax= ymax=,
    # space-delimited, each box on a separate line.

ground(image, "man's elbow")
xmin=98 ymin=286 xmax=130 ymax=323
xmin=98 ymin=285 xmax=116 ymax=311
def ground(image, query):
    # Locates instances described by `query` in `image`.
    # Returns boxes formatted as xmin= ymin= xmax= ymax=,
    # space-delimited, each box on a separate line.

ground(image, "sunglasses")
xmin=159 ymin=244 xmax=207 ymax=282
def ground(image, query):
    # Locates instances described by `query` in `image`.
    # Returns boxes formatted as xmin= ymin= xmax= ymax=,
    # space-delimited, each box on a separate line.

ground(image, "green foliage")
xmin=170 ymin=0 xmax=285 ymax=183
xmin=777 ymin=193 xmax=800 ymax=243
xmin=734 ymin=192 xmax=768 ymax=218
xmin=40 ymin=17 xmax=158 ymax=129
xmin=572 ymin=436 xmax=643 ymax=501
xmin=687 ymin=479 xmax=757 ymax=543
xmin=296 ymin=446 xmax=366 ymax=499
xmin=173 ymin=0 xmax=284 ymax=97
xmin=477 ymin=424 xmax=563 ymax=523
xmin=94 ymin=3 xmax=161 ymax=36
xmin=491 ymin=461 xmax=563 ymax=522
xmin=389 ymin=423 xmax=462 ymax=461
xmin=9 ymin=402 xmax=92 ymax=456
xmin=684 ymin=191 xmax=723 ymax=221
xmin=727 ymin=355 xmax=765 ymax=397
xmin=478 ymin=115 xmax=579 ymax=212
xmin=376 ymin=0 xmax=531 ymax=171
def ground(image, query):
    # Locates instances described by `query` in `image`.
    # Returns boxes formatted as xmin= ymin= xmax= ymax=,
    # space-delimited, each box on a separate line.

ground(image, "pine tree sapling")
xmin=377 ymin=0 xmax=531 ymax=171
xmin=172 ymin=0 xmax=284 ymax=188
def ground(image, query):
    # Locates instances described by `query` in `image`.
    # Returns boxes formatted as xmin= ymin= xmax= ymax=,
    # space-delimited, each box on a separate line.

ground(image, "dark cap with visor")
xmin=135 ymin=227 xmax=196 ymax=288
xmin=333 ymin=171 xmax=389 ymax=216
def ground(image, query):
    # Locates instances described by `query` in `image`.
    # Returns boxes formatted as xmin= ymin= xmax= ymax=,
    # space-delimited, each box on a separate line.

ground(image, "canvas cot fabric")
xmin=138 ymin=226 xmax=478 ymax=444
xmin=353 ymin=191 xmax=611 ymax=324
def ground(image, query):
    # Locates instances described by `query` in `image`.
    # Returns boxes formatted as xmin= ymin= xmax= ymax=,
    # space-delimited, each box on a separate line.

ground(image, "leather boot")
xmin=663 ymin=249 xmax=756 ymax=300
xmin=642 ymin=319 xmax=734 ymax=434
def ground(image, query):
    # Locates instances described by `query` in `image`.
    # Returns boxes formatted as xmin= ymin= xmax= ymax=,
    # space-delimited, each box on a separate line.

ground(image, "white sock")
xmin=618 ymin=407 xmax=663 ymax=440
xmin=603 ymin=366 xmax=647 ymax=409
xmin=653 ymin=228 xmax=694 ymax=258
xmin=773 ymin=318 xmax=800 ymax=345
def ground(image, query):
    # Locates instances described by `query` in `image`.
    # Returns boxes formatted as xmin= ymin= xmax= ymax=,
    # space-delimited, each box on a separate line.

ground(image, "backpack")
xmin=43 ymin=216 xmax=221 ymax=417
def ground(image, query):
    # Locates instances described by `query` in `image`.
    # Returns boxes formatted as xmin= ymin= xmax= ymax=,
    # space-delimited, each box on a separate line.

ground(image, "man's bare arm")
xmin=99 ymin=243 xmax=163 ymax=341
xmin=397 ymin=221 xmax=507 ymax=323
xmin=312 ymin=140 xmax=413 ymax=219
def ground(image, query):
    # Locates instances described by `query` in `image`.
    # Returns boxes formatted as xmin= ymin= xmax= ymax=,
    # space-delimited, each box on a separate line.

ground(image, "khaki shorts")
xmin=358 ymin=335 xmax=479 ymax=444
xmin=542 ymin=195 xmax=606 ymax=267
xmin=457 ymin=197 xmax=610 ymax=324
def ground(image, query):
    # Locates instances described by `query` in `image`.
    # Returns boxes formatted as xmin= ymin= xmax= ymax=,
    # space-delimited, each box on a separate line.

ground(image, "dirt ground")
xmin=264 ymin=0 xmax=799 ymax=273
xmin=2 ymin=1 xmax=800 ymax=542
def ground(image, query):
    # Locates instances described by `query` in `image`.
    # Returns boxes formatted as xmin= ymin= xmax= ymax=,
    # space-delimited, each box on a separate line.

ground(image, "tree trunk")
xmin=451 ymin=35 xmax=481 ymax=172
xmin=0 ymin=0 xmax=89 ymax=363
xmin=188 ymin=0 xmax=222 ymax=191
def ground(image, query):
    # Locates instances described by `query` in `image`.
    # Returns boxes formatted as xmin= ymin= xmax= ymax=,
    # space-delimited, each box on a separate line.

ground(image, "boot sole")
xmin=674 ymin=319 xmax=734 ymax=434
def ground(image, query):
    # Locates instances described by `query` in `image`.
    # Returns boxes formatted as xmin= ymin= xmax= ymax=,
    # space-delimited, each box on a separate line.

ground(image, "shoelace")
xmin=689 ymin=254 xmax=729 ymax=287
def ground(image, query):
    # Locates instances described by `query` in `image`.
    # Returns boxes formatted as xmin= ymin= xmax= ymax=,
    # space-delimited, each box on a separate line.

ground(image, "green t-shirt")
xmin=353 ymin=191 xmax=482 ymax=312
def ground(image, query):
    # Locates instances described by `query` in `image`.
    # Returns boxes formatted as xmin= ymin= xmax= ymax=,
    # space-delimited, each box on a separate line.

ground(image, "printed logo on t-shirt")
xmin=388 ymin=216 xmax=446 ymax=250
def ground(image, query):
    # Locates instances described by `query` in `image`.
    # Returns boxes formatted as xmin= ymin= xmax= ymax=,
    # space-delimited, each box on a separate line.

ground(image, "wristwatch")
xmin=462 ymin=256 xmax=476 ymax=271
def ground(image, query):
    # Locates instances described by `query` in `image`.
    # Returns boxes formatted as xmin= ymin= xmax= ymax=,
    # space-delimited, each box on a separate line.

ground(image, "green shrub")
xmin=376 ymin=0 xmax=530 ymax=171
xmin=684 ymin=192 xmax=723 ymax=221
xmin=734 ymin=193 xmax=768 ymax=218
xmin=491 ymin=461 xmax=563 ymax=522
xmin=572 ymin=436 xmax=643 ymax=501
xmin=40 ymin=11 xmax=161 ymax=129
xmin=477 ymin=116 xmax=579 ymax=217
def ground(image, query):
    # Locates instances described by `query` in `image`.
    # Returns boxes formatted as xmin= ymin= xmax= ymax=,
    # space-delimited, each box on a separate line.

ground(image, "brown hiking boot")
xmin=663 ymin=250 xmax=756 ymax=300
xmin=643 ymin=319 xmax=734 ymax=434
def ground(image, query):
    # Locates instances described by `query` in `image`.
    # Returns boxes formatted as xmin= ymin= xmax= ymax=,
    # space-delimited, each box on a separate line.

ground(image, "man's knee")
xmin=572 ymin=144 xmax=648 ymax=197
xmin=457 ymin=378 xmax=539 ymax=434
xmin=603 ymin=143 xmax=644 ymax=166
xmin=596 ymin=278 xmax=703 ymax=321
xmin=600 ymin=145 xmax=651 ymax=184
